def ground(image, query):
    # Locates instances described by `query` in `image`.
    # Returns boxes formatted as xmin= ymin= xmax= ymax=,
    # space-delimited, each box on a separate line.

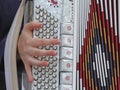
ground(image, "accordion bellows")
xmin=79 ymin=0 xmax=120 ymax=90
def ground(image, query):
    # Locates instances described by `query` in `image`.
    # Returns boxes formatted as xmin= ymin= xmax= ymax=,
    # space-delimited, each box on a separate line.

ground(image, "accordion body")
xmin=23 ymin=0 xmax=120 ymax=90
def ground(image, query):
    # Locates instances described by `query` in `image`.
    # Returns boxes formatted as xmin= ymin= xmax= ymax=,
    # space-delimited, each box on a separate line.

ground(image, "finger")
xmin=27 ymin=57 xmax=49 ymax=66
xmin=24 ymin=64 xmax=33 ymax=83
xmin=24 ymin=21 xmax=42 ymax=31
xmin=31 ymin=38 xmax=61 ymax=47
xmin=28 ymin=47 xmax=57 ymax=56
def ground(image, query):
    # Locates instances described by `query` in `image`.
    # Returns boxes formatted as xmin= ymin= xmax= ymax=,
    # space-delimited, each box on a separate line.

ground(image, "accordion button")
xmin=38 ymin=72 xmax=42 ymax=78
xmin=46 ymin=34 xmax=50 ymax=39
xmin=33 ymin=80 xmax=37 ymax=86
xmin=46 ymin=23 xmax=51 ymax=28
xmin=49 ymin=70 xmax=53 ymax=75
xmin=43 ymin=20 xmax=47 ymax=25
xmin=37 ymin=84 xmax=42 ymax=89
xmin=50 ymin=15 xmax=54 ymax=20
xmin=61 ymin=47 xmax=73 ymax=59
xmin=45 ymin=78 xmax=49 ymax=84
xmin=49 ymin=64 xmax=53 ymax=69
xmin=34 ymin=31 xmax=40 ymax=36
xmin=38 ymin=78 xmax=42 ymax=83
xmin=51 ymin=19 xmax=54 ymax=25
xmin=60 ymin=59 xmax=72 ymax=71
xmin=35 ymin=5 xmax=40 ymax=9
xmin=50 ymin=30 xmax=54 ymax=36
xmin=53 ymin=46 xmax=57 ymax=50
xmin=60 ymin=72 xmax=72 ymax=84
xmin=62 ymin=23 xmax=73 ymax=34
xmin=35 ymin=15 xmax=40 ymax=20
xmin=61 ymin=35 xmax=73 ymax=46
xmin=52 ymin=85 xmax=57 ymax=89
xmin=53 ymin=73 xmax=57 ymax=78
xmin=47 ymin=13 xmax=51 ymax=17
xmin=45 ymin=85 xmax=49 ymax=89
xmin=39 ymin=17 xmax=43 ymax=22
xmin=52 ymin=79 xmax=57 ymax=84
xmin=54 ymin=22 xmax=58 ymax=28
xmin=45 ymin=73 xmax=49 ymax=78
xmin=40 ymin=11 xmax=44 ymax=16
xmin=47 ymin=16 xmax=51 ymax=22
xmin=41 ymin=82 xmax=45 ymax=86
xmin=54 ymin=18 xmax=58 ymax=22
xmin=40 ymin=7 xmax=44 ymax=11
xmin=45 ymin=67 xmax=49 ymax=72
xmin=53 ymin=68 xmax=57 ymax=72
xmin=53 ymin=35 xmax=58 ymax=39
xmin=41 ymin=75 xmax=45 ymax=81
xmin=44 ymin=10 xmax=47 ymax=14
xmin=35 ymin=9 xmax=40 ymax=14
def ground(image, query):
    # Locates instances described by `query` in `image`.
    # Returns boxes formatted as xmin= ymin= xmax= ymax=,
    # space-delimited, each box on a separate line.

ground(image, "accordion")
xmin=4 ymin=0 xmax=120 ymax=90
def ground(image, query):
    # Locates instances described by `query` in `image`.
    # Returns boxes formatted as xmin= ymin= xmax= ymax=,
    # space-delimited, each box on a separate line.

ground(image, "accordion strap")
xmin=4 ymin=0 xmax=26 ymax=90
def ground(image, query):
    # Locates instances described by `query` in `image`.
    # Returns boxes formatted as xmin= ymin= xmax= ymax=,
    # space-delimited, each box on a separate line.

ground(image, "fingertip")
xmin=28 ymin=76 xmax=33 ymax=83
xmin=57 ymin=39 xmax=61 ymax=44
xmin=24 ymin=64 xmax=33 ymax=83
xmin=25 ymin=21 xmax=42 ymax=31
xmin=43 ymin=61 xmax=49 ymax=66
xmin=52 ymin=39 xmax=61 ymax=45
xmin=40 ymin=61 xmax=49 ymax=66
xmin=49 ymin=50 xmax=57 ymax=56
xmin=27 ymin=70 xmax=34 ymax=83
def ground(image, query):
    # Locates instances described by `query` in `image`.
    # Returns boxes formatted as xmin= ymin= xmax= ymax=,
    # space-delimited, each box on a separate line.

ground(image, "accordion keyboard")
xmin=33 ymin=5 xmax=60 ymax=90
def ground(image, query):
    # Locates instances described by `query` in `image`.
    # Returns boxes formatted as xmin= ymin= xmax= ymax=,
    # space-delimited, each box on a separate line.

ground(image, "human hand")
xmin=17 ymin=21 xmax=60 ymax=82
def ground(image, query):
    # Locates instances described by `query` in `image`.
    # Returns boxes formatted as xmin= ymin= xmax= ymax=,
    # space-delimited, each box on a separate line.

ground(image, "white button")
xmin=40 ymin=11 xmax=43 ymax=16
xmin=35 ymin=14 xmax=40 ymax=20
xmin=60 ymin=60 xmax=72 ymax=71
xmin=61 ymin=35 xmax=73 ymax=46
xmin=36 ymin=9 xmax=40 ymax=14
xmin=62 ymin=23 xmax=73 ymax=34
xmin=60 ymin=72 xmax=72 ymax=84
xmin=39 ymin=17 xmax=43 ymax=22
xmin=61 ymin=47 xmax=73 ymax=59
xmin=60 ymin=85 xmax=72 ymax=90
